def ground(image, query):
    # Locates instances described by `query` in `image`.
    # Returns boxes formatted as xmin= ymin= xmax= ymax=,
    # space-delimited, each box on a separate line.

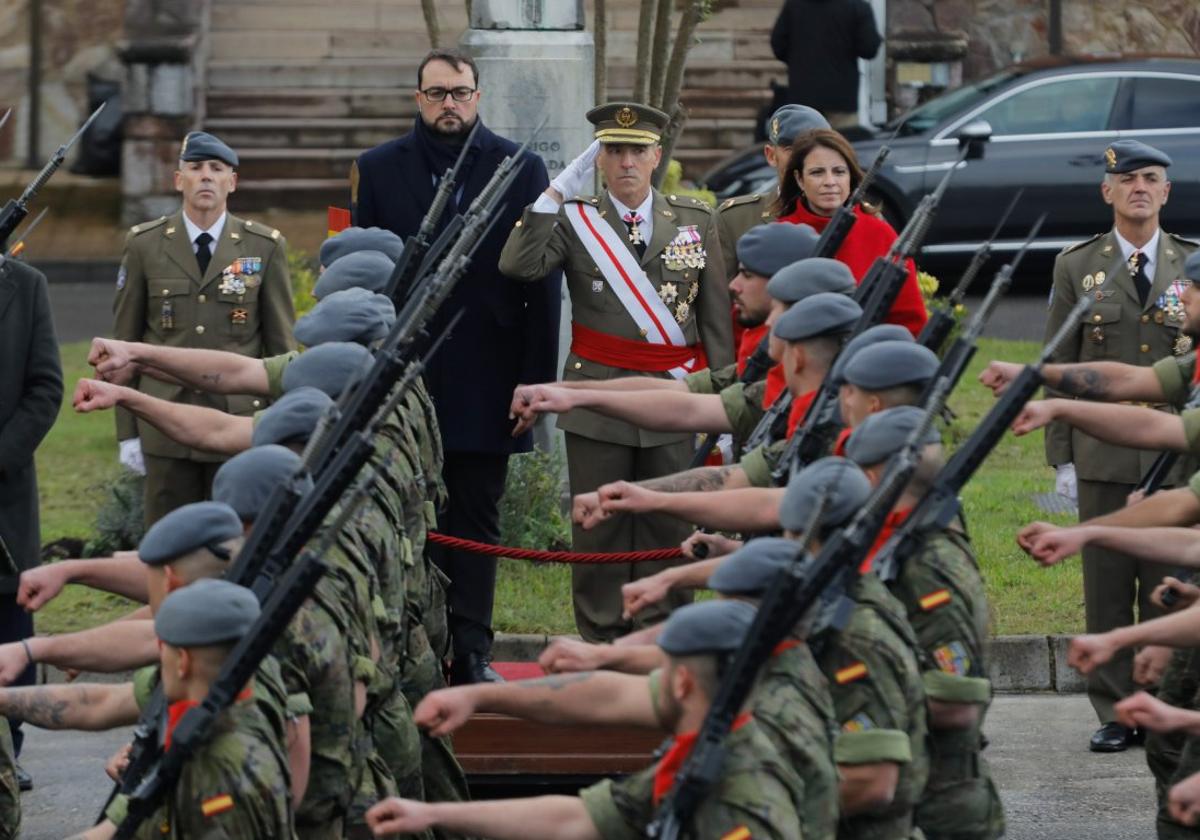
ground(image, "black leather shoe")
xmin=15 ymin=764 xmax=30 ymax=792
xmin=1090 ymin=722 xmax=1134 ymax=752
xmin=449 ymin=652 xmax=505 ymax=686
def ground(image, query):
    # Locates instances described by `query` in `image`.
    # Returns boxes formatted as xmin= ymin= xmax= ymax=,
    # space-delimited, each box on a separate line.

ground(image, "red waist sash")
xmin=570 ymin=322 xmax=707 ymax=373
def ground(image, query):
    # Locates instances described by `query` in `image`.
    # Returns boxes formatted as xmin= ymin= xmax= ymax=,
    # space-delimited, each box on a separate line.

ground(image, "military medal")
xmin=231 ymin=308 xmax=249 ymax=325
xmin=160 ymin=299 xmax=175 ymax=331
xmin=621 ymin=212 xmax=644 ymax=247
xmin=1176 ymin=335 xmax=1194 ymax=355
xmin=1095 ymin=271 xmax=1105 ymax=286
xmin=674 ymin=301 xmax=690 ymax=323
xmin=219 ymin=272 xmax=246 ymax=296
xmin=1082 ymin=274 xmax=1094 ymax=292
xmin=658 ymin=282 xmax=679 ymax=306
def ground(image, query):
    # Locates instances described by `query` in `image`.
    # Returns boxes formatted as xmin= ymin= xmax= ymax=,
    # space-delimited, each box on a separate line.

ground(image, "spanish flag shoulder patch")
xmin=720 ymin=826 xmax=752 ymax=840
xmin=201 ymin=794 xmax=235 ymax=818
xmin=835 ymin=662 xmax=868 ymax=684
xmin=919 ymin=588 xmax=952 ymax=611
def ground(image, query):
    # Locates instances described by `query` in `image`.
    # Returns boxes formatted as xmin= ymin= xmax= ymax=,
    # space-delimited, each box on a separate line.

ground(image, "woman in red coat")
xmin=774 ymin=128 xmax=928 ymax=336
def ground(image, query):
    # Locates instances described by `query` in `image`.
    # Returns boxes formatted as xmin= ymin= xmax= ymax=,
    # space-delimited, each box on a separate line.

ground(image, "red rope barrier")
xmin=427 ymin=531 xmax=684 ymax=564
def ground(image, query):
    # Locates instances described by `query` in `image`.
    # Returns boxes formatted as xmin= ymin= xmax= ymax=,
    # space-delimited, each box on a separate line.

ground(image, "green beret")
xmin=708 ymin=537 xmax=798 ymax=597
xmin=735 ymin=223 xmax=819 ymax=279
xmin=766 ymin=105 xmax=830 ymax=146
xmin=830 ymin=325 xmax=913 ymax=386
xmin=658 ymin=599 xmax=757 ymax=657
xmin=773 ymin=292 xmax=861 ymax=342
xmin=179 ymin=131 xmax=238 ymax=168
xmin=213 ymin=445 xmax=313 ymax=522
xmin=281 ymin=342 xmax=373 ymax=398
xmin=587 ymin=101 xmax=669 ymax=145
xmin=293 ymin=287 xmax=395 ymax=347
xmin=846 ymin=406 xmax=942 ymax=467
xmin=1185 ymin=251 xmax=1200 ymax=284
xmin=319 ymin=227 xmax=405 ymax=267
xmin=138 ymin=501 xmax=242 ymax=567
xmin=780 ymin=457 xmax=871 ymax=533
xmin=313 ymin=250 xmax=396 ymax=299
xmin=843 ymin=341 xmax=939 ymax=391
xmin=155 ymin=579 xmax=260 ymax=648
xmin=767 ymin=258 xmax=857 ymax=304
xmin=1104 ymin=139 xmax=1171 ymax=174
xmin=251 ymin=387 xmax=333 ymax=448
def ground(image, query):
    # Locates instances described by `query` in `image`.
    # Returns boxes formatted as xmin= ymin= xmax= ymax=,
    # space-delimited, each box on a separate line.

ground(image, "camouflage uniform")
xmin=0 ymin=719 xmax=18 ymax=840
xmin=754 ymin=641 xmax=840 ymax=840
xmin=816 ymin=574 xmax=930 ymax=840
xmin=685 ymin=361 xmax=744 ymax=396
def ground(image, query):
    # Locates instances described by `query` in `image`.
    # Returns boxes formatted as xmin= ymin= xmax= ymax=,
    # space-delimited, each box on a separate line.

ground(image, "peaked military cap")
xmin=766 ymin=104 xmax=831 ymax=147
xmin=658 ymin=599 xmax=758 ymax=657
xmin=156 ymin=579 xmax=260 ymax=648
xmin=843 ymin=341 xmax=940 ymax=391
xmin=319 ymin=227 xmax=405 ymax=268
xmin=830 ymin=324 xmax=913 ymax=386
xmin=846 ymin=405 xmax=942 ymax=467
xmin=709 ymin=537 xmax=799 ymax=597
xmin=1185 ymin=251 xmax=1200 ymax=284
xmin=252 ymin=386 xmax=333 ymax=448
xmin=179 ymin=131 xmax=238 ymax=168
xmin=587 ymin=102 xmax=669 ymax=146
xmin=293 ymin=287 xmax=395 ymax=347
xmin=281 ymin=341 xmax=374 ymax=398
xmin=736 ymin=223 xmax=819 ymax=279
xmin=313 ymin=250 xmax=396 ymax=299
xmin=773 ymin=291 xmax=861 ymax=342
xmin=767 ymin=257 xmax=857 ymax=304
xmin=138 ymin=501 xmax=242 ymax=567
xmin=213 ymin=444 xmax=313 ymax=522
xmin=780 ymin=456 xmax=871 ymax=533
xmin=1104 ymin=139 xmax=1171 ymax=174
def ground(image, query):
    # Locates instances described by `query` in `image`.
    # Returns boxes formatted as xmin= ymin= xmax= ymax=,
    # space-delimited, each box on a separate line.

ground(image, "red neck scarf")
xmin=165 ymin=687 xmax=253 ymax=750
xmin=736 ymin=324 xmax=769 ymax=376
xmin=653 ymin=712 xmax=753 ymax=805
xmin=832 ymin=427 xmax=852 ymax=456
xmin=772 ymin=640 xmax=802 ymax=657
xmin=860 ymin=507 xmax=912 ymax=574
xmin=786 ymin=390 xmax=818 ymax=438
xmin=763 ymin=364 xmax=788 ymax=407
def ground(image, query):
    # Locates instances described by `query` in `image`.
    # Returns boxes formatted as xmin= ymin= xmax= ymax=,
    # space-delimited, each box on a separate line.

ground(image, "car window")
xmin=974 ymin=76 xmax=1120 ymax=136
xmin=1130 ymin=77 xmax=1200 ymax=129
xmin=890 ymin=70 xmax=1021 ymax=134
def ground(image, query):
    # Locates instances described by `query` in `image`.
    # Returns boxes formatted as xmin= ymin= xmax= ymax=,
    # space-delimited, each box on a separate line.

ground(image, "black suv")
xmin=703 ymin=56 xmax=1200 ymax=273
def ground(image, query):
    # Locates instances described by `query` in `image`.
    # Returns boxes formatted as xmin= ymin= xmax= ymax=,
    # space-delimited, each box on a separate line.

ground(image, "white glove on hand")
xmin=550 ymin=139 xmax=601 ymax=200
xmin=119 ymin=438 xmax=146 ymax=476
xmin=1055 ymin=463 xmax=1077 ymax=502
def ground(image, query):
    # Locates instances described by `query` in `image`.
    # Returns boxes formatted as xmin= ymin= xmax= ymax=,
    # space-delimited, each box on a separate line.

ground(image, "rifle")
xmin=0 ymin=103 xmax=104 ymax=250
xmin=687 ymin=340 xmax=776 ymax=468
xmin=4 ymin=207 xmax=48 ymax=258
xmin=811 ymin=141 xmax=892 ymax=259
xmin=648 ymin=377 xmax=952 ymax=840
xmin=873 ymin=295 xmax=1094 ymax=584
xmin=917 ymin=188 xmax=1023 ymax=354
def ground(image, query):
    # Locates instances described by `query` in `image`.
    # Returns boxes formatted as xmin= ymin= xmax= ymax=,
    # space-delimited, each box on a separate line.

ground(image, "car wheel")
xmin=865 ymin=191 xmax=905 ymax=230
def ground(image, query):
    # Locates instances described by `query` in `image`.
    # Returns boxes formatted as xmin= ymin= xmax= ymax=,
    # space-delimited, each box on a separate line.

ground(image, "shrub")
xmin=498 ymin=444 xmax=572 ymax=552
xmin=84 ymin=469 xmax=146 ymax=556
xmin=290 ymin=249 xmax=319 ymax=318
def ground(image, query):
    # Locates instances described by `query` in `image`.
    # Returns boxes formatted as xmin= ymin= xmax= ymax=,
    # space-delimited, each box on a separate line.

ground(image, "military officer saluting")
xmin=499 ymin=102 xmax=734 ymax=642
xmin=1043 ymin=138 xmax=1199 ymax=753
xmin=113 ymin=131 xmax=296 ymax=526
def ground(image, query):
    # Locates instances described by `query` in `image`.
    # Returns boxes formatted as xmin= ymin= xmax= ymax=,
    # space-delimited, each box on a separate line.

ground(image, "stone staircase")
xmin=202 ymin=0 xmax=785 ymax=212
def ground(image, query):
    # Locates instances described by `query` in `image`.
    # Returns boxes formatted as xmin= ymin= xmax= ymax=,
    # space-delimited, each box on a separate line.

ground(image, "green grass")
xmin=35 ymin=338 xmax=1084 ymax=639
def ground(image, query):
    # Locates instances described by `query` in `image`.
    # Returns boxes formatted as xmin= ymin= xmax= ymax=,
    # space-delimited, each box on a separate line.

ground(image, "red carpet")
xmin=492 ymin=661 xmax=546 ymax=681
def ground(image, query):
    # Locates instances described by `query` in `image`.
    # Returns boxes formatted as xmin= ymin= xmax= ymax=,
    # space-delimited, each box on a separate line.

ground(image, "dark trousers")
xmin=143 ymin=454 xmax=222 ymax=527
xmin=430 ymin=452 xmax=509 ymax=659
xmin=0 ymin=596 xmax=34 ymax=756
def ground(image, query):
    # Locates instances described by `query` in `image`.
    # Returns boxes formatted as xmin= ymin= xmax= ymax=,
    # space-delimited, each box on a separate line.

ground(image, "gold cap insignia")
xmin=180 ymin=135 xmax=189 ymax=156
xmin=616 ymin=107 xmax=637 ymax=128
xmin=1105 ymin=147 xmax=1117 ymax=169
xmin=771 ymin=117 xmax=780 ymax=141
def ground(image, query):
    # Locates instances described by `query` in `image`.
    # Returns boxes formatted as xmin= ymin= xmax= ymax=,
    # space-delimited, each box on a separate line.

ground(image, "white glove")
xmin=1055 ymin=463 xmax=1077 ymax=502
xmin=119 ymin=438 xmax=146 ymax=476
xmin=549 ymin=139 xmax=601 ymax=200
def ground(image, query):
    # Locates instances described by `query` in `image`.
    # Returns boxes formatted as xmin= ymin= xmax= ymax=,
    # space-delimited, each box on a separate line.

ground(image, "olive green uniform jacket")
xmin=717 ymin=192 xmax=776 ymax=280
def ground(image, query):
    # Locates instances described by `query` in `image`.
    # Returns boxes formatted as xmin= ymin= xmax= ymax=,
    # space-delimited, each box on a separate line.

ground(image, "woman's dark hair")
xmin=773 ymin=129 xmax=867 ymax=218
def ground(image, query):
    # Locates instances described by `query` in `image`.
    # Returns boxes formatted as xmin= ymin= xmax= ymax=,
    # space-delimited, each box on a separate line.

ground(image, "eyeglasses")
xmin=420 ymin=87 xmax=477 ymax=103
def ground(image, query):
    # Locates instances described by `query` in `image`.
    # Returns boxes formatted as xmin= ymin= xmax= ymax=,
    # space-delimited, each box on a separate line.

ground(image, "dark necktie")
xmin=623 ymin=212 xmax=646 ymax=258
xmin=195 ymin=232 xmax=213 ymax=275
xmin=1130 ymin=250 xmax=1150 ymax=306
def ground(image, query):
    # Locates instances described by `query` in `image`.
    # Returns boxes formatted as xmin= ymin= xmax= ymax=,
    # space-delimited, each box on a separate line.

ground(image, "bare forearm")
xmin=474 ymin=671 xmax=658 ymax=728
xmin=656 ymin=487 xmax=783 ymax=531
xmin=120 ymin=389 xmax=251 ymax=455
xmin=56 ymin=556 xmax=148 ymax=603
xmin=1049 ymin=362 xmax=1165 ymax=402
xmin=559 ymin=376 xmax=689 ymax=393
xmin=570 ymin=390 xmax=729 ymax=433
xmin=30 ymin=621 xmax=157 ymax=673
xmin=639 ymin=465 xmax=750 ymax=493
xmin=1086 ymin=526 xmax=1200 ymax=565
xmin=426 ymin=796 xmax=599 ymax=840
xmin=132 ymin=343 xmax=269 ymax=395
xmin=0 ymin=683 xmax=138 ymax=730
xmin=1087 ymin=488 xmax=1200 ymax=529
xmin=1107 ymin=605 xmax=1200 ymax=651
xmin=595 ymin=644 xmax=666 ymax=675
xmin=1054 ymin=402 xmax=1186 ymax=451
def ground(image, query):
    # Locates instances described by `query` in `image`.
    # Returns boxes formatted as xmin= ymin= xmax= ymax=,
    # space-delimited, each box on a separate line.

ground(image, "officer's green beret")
xmin=658 ymin=599 xmax=757 ymax=657
xmin=846 ymin=406 xmax=942 ymax=467
xmin=773 ymin=292 xmax=861 ymax=342
xmin=179 ymin=131 xmax=238 ymax=168
xmin=281 ymin=342 xmax=374 ymax=398
xmin=319 ymin=227 xmax=405 ymax=268
xmin=213 ymin=445 xmax=312 ymax=522
xmin=313 ymin=250 xmax=396 ymax=299
xmin=830 ymin=325 xmax=913 ymax=386
xmin=155 ymin=579 xmax=260 ymax=648
xmin=766 ymin=105 xmax=831 ymax=147
xmin=1185 ymin=251 xmax=1200 ymax=284
xmin=767 ymin=258 xmax=857 ymax=305
xmin=779 ymin=456 xmax=871 ymax=533
xmin=1104 ymin=140 xmax=1171 ymax=174
xmin=708 ymin=537 xmax=799 ymax=597
xmin=252 ymin=387 xmax=333 ymax=448
xmin=293 ymin=287 xmax=395 ymax=347
xmin=587 ymin=101 xmax=669 ymax=145
xmin=138 ymin=501 xmax=242 ymax=567
xmin=735 ymin=223 xmax=819 ymax=279
xmin=843 ymin=341 xmax=939 ymax=391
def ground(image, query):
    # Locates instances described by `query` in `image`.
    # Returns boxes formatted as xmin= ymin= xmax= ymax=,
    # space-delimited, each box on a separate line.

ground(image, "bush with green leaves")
xmin=498 ymin=444 xmax=572 ymax=552
xmin=84 ymin=469 xmax=146 ymax=557
xmin=290 ymin=249 xmax=319 ymax=319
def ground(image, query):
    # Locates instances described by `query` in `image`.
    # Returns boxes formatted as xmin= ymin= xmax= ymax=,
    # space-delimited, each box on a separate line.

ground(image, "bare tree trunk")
xmin=421 ymin=0 xmax=440 ymax=48
xmin=652 ymin=103 xmax=688 ymax=188
xmin=633 ymin=0 xmax=656 ymax=104
xmin=648 ymin=0 xmax=674 ymax=108
xmin=658 ymin=0 xmax=706 ymax=119
xmin=594 ymin=0 xmax=608 ymax=104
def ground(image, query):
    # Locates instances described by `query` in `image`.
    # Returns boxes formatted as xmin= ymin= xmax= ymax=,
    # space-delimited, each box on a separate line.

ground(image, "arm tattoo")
xmin=1059 ymin=368 xmax=1108 ymax=399
xmin=200 ymin=372 xmax=222 ymax=386
xmin=640 ymin=466 xmax=736 ymax=493
xmin=1 ymin=685 xmax=86 ymax=729
xmin=518 ymin=673 xmax=593 ymax=691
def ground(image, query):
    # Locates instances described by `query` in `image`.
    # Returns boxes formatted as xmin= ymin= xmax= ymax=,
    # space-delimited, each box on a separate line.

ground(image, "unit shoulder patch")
xmin=200 ymin=793 xmax=235 ymax=818
xmin=835 ymin=661 xmax=869 ymax=684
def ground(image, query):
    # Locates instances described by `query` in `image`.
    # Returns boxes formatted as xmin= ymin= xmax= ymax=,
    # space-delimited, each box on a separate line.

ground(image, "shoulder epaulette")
xmin=243 ymin=218 xmax=282 ymax=241
xmin=129 ymin=216 xmax=168 ymax=236
xmin=665 ymin=193 xmax=715 ymax=213
xmin=1167 ymin=231 xmax=1200 ymax=248
xmin=565 ymin=195 xmax=601 ymax=206
xmin=1059 ymin=232 xmax=1103 ymax=256
xmin=718 ymin=193 xmax=764 ymax=212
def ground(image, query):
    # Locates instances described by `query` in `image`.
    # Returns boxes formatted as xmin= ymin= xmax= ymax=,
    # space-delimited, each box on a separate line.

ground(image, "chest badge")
xmin=658 ymin=282 xmax=679 ymax=306
xmin=231 ymin=308 xmax=249 ymax=326
xmin=1081 ymin=274 xmax=1094 ymax=292
xmin=591 ymin=279 xmax=604 ymax=294
xmin=661 ymin=225 xmax=706 ymax=272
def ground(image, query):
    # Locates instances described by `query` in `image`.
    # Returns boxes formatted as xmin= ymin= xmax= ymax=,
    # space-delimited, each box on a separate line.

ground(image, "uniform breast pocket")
xmin=1080 ymin=302 xmax=1121 ymax=359
xmin=570 ymin=264 xmax=626 ymax=317
xmin=218 ymin=282 xmax=261 ymax=338
xmin=147 ymin=278 xmax=191 ymax=336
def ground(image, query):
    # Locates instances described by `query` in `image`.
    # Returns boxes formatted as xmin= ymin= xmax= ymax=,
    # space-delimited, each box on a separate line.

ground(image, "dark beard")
xmin=736 ymin=312 xmax=768 ymax=328
xmin=427 ymin=114 xmax=475 ymax=142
